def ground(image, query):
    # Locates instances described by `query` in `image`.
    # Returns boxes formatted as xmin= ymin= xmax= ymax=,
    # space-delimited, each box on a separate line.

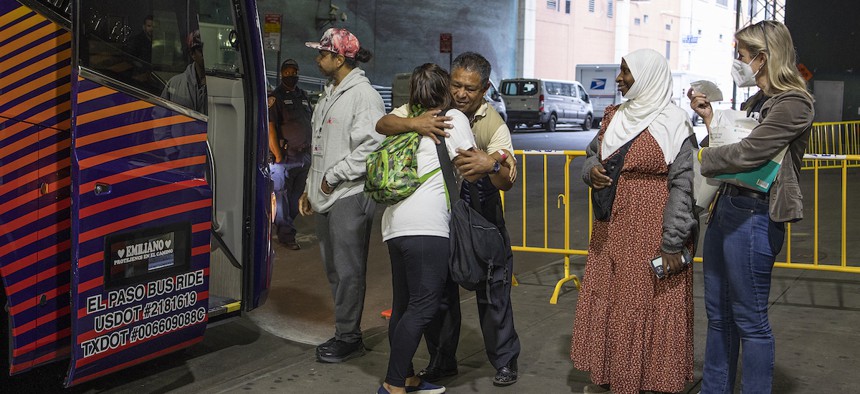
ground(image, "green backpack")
xmin=365 ymin=106 xmax=442 ymax=205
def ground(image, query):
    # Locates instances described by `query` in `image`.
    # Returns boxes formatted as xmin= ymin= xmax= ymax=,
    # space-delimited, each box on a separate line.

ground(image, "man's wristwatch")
xmin=490 ymin=160 xmax=501 ymax=174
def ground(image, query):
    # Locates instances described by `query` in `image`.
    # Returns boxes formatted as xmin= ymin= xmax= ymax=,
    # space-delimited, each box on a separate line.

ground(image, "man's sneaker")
xmin=416 ymin=367 xmax=458 ymax=382
xmin=316 ymin=339 xmax=366 ymax=363
xmin=406 ymin=380 xmax=446 ymax=394
xmin=493 ymin=365 xmax=518 ymax=387
xmin=314 ymin=337 xmax=337 ymax=356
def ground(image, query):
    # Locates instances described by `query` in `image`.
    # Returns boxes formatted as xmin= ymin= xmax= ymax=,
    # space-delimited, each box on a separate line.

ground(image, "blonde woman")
xmin=690 ymin=20 xmax=814 ymax=393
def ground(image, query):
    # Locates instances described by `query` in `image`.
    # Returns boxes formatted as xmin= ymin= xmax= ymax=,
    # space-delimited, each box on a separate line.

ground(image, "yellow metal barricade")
xmin=505 ymin=150 xmax=587 ymax=304
xmin=804 ymin=121 xmax=860 ymax=169
xmin=778 ymin=154 xmax=860 ymax=273
xmin=504 ymin=147 xmax=860 ymax=304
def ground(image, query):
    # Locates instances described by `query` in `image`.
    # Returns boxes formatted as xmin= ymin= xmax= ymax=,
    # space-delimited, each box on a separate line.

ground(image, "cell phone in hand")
xmin=650 ymin=248 xmax=693 ymax=279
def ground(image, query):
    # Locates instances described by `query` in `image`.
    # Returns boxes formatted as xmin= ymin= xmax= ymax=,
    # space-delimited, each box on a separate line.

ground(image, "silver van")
xmin=500 ymin=78 xmax=593 ymax=131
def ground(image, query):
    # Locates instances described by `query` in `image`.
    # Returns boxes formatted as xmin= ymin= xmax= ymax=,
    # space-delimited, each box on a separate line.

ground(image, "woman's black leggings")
xmin=385 ymin=235 xmax=450 ymax=387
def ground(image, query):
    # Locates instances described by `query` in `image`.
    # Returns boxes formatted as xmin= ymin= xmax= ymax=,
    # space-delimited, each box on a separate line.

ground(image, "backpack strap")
xmin=435 ymin=110 xmax=460 ymax=208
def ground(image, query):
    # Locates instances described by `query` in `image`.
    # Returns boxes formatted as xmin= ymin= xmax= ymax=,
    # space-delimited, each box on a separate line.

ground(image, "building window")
xmin=547 ymin=0 xmax=557 ymax=10
xmin=643 ymin=14 xmax=649 ymax=23
xmin=589 ymin=0 xmax=595 ymax=13
xmin=665 ymin=23 xmax=671 ymax=30
xmin=716 ymin=0 xmax=728 ymax=7
xmin=634 ymin=17 xmax=641 ymax=25
xmin=608 ymin=0 xmax=613 ymax=18
xmin=665 ymin=40 xmax=671 ymax=60
xmin=565 ymin=0 xmax=571 ymax=14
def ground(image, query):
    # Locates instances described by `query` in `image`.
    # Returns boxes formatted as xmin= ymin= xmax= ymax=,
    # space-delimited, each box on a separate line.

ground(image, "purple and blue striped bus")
xmin=0 ymin=0 xmax=274 ymax=386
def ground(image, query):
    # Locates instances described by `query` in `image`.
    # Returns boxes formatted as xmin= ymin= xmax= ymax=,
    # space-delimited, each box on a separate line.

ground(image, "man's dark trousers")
xmin=423 ymin=186 xmax=521 ymax=372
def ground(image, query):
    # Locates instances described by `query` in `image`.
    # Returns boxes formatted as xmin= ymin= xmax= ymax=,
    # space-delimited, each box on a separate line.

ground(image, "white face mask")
xmin=731 ymin=56 xmax=761 ymax=87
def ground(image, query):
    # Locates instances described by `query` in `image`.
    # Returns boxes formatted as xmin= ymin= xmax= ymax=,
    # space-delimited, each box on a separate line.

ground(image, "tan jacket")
xmin=701 ymin=90 xmax=814 ymax=222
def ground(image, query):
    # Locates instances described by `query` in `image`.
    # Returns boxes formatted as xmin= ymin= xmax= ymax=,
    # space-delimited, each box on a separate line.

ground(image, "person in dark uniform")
xmin=268 ymin=58 xmax=313 ymax=250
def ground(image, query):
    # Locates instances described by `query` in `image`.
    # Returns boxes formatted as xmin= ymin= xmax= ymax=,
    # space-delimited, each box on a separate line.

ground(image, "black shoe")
xmin=278 ymin=238 xmax=301 ymax=250
xmin=416 ymin=367 xmax=458 ymax=382
xmin=315 ymin=339 xmax=366 ymax=363
xmin=315 ymin=337 xmax=337 ymax=355
xmin=493 ymin=364 xmax=518 ymax=386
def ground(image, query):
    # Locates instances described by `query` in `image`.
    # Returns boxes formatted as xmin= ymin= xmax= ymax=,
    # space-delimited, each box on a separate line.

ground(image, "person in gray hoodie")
xmin=299 ymin=28 xmax=385 ymax=363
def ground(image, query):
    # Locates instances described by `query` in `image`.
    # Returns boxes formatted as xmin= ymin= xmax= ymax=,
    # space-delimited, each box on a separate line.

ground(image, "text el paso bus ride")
xmin=1 ymin=0 xmax=274 ymax=386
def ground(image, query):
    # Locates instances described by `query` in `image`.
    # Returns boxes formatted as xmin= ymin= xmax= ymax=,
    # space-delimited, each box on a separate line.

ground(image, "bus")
xmin=0 ymin=0 xmax=274 ymax=386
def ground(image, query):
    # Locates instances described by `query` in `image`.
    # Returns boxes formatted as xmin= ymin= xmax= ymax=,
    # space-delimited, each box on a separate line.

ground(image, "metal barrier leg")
xmin=550 ymin=255 xmax=581 ymax=304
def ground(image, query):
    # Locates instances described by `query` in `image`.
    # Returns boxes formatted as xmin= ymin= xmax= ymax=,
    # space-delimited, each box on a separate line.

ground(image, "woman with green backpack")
xmin=373 ymin=63 xmax=482 ymax=394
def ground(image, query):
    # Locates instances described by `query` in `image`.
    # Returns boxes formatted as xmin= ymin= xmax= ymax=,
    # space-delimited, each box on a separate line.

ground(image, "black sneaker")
xmin=493 ymin=363 xmax=518 ymax=386
xmin=416 ymin=367 xmax=458 ymax=382
xmin=314 ymin=337 xmax=337 ymax=356
xmin=315 ymin=339 xmax=366 ymax=363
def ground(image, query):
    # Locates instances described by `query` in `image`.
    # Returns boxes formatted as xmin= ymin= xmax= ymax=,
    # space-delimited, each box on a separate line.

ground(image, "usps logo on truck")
xmin=590 ymin=79 xmax=607 ymax=90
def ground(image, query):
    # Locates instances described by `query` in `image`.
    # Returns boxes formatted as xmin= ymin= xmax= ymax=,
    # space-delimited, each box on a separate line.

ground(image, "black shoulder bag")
xmin=591 ymin=134 xmax=639 ymax=221
xmin=435 ymin=138 xmax=507 ymax=296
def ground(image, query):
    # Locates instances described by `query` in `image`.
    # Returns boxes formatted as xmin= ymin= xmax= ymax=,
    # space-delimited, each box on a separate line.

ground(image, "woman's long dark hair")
xmin=408 ymin=63 xmax=453 ymax=111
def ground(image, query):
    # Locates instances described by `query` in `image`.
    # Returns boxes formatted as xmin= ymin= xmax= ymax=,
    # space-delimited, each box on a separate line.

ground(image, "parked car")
xmin=500 ymin=78 xmax=593 ymax=132
xmin=485 ymin=79 xmax=507 ymax=121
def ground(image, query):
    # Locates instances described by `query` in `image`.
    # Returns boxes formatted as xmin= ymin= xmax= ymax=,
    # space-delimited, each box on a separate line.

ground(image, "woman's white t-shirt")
xmin=381 ymin=109 xmax=476 ymax=241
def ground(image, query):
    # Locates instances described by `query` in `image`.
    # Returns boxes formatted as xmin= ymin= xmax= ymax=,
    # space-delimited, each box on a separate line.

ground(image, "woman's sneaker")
xmin=406 ymin=380 xmax=446 ymax=394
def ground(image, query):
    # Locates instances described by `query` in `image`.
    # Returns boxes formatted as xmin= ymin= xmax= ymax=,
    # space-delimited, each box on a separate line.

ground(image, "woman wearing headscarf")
xmin=690 ymin=21 xmax=814 ymax=394
xmin=570 ymin=48 xmax=697 ymax=394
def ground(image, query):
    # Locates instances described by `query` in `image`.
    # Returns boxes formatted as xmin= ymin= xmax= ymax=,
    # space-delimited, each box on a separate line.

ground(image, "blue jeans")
xmin=269 ymin=153 xmax=310 ymax=243
xmin=702 ymin=193 xmax=785 ymax=394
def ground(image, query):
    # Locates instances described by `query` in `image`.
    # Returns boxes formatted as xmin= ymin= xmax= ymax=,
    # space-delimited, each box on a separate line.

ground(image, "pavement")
xmin=158 ymin=254 xmax=860 ymax=394
xmin=12 ymin=137 xmax=857 ymax=393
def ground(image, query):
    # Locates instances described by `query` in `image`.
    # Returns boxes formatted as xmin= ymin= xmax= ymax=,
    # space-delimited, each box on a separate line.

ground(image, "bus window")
xmin=78 ymin=0 xmax=206 ymax=112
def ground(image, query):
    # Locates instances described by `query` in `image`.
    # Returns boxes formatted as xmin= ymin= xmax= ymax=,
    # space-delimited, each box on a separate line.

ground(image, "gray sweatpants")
xmin=316 ymin=192 xmax=376 ymax=343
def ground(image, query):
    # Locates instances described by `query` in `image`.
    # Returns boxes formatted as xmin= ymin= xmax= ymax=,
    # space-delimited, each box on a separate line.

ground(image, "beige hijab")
xmin=601 ymin=48 xmax=692 ymax=164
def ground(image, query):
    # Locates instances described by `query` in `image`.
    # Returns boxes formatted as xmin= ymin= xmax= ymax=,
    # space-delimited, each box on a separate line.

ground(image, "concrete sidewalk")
xmin=203 ymin=257 xmax=860 ymax=394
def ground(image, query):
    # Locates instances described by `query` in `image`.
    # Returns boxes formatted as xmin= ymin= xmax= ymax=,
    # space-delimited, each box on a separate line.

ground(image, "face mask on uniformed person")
xmin=731 ymin=56 xmax=761 ymax=88
xmin=282 ymin=76 xmax=299 ymax=89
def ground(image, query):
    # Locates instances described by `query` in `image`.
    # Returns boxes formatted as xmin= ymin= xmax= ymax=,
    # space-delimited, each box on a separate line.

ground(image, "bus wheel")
xmin=544 ymin=114 xmax=557 ymax=132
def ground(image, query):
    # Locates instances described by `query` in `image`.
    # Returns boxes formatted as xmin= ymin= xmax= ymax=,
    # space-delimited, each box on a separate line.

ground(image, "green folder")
xmin=713 ymin=147 xmax=786 ymax=193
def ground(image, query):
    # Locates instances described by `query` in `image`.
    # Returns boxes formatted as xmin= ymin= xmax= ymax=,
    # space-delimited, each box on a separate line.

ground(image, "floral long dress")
xmin=570 ymin=105 xmax=694 ymax=394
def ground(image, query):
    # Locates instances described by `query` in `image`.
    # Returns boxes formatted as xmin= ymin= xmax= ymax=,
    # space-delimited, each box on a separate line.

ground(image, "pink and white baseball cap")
xmin=305 ymin=28 xmax=360 ymax=58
